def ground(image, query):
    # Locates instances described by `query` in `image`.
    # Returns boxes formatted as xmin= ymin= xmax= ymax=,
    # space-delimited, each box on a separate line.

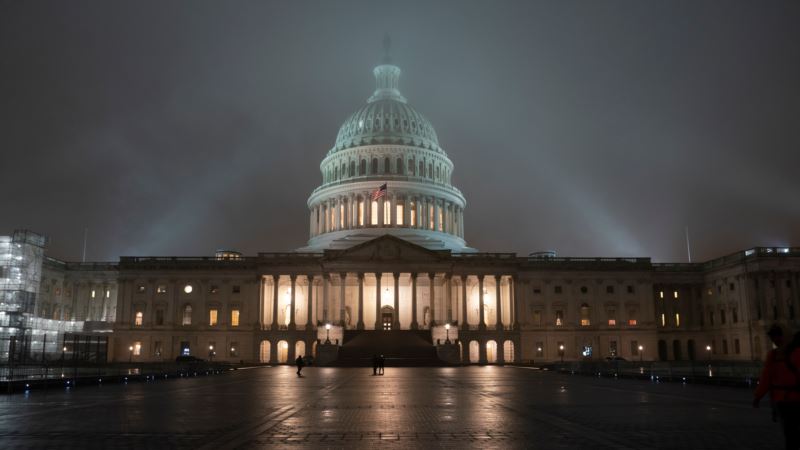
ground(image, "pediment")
xmin=323 ymin=235 xmax=450 ymax=262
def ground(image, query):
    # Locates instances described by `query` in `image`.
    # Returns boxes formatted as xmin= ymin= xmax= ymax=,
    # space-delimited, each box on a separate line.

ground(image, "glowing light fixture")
xmin=184 ymin=285 xmax=193 ymax=294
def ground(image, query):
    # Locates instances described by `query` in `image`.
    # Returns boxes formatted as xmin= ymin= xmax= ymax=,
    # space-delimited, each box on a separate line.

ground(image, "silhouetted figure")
xmin=372 ymin=354 xmax=379 ymax=376
xmin=295 ymin=355 xmax=305 ymax=377
xmin=753 ymin=325 xmax=800 ymax=449
xmin=378 ymin=354 xmax=385 ymax=375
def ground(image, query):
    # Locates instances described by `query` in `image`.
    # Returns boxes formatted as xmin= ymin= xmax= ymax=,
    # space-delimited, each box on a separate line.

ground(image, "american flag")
xmin=371 ymin=183 xmax=387 ymax=200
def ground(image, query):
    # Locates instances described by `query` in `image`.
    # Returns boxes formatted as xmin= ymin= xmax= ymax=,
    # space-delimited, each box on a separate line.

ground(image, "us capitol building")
xmin=3 ymin=56 xmax=799 ymax=366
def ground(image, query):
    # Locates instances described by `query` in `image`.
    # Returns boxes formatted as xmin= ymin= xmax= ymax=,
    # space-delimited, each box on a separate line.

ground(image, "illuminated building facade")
xmin=10 ymin=58 xmax=800 ymax=366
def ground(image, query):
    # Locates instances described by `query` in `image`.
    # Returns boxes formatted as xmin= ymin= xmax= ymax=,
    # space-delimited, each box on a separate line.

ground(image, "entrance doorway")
xmin=381 ymin=306 xmax=394 ymax=330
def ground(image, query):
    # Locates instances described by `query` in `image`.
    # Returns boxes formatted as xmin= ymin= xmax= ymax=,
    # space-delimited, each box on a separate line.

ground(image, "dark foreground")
xmin=0 ymin=366 xmax=782 ymax=449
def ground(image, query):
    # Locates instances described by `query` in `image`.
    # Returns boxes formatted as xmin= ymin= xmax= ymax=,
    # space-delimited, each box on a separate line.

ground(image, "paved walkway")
xmin=0 ymin=366 xmax=782 ymax=449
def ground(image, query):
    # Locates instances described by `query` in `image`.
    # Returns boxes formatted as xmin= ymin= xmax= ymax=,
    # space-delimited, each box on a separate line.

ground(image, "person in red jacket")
xmin=754 ymin=325 xmax=800 ymax=449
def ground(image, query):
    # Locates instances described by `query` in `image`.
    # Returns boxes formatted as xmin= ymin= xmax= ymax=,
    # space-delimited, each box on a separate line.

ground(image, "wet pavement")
xmin=0 ymin=366 xmax=782 ymax=449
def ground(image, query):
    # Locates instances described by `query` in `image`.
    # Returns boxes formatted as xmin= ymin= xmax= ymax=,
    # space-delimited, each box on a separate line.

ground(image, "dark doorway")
xmin=673 ymin=340 xmax=682 ymax=361
xmin=688 ymin=339 xmax=696 ymax=361
xmin=658 ymin=340 xmax=668 ymax=361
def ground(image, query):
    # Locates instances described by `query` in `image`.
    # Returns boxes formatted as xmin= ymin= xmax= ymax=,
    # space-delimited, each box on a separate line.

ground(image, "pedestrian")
xmin=378 ymin=354 xmax=385 ymax=375
xmin=295 ymin=354 xmax=305 ymax=377
xmin=372 ymin=354 xmax=378 ymax=376
xmin=753 ymin=325 xmax=800 ymax=449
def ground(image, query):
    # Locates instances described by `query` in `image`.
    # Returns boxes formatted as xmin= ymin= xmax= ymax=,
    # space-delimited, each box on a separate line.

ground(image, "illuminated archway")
xmin=469 ymin=340 xmax=479 ymax=363
xmin=503 ymin=340 xmax=514 ymax=362
xmin=295 ymin=341 xmax=306 ymax=359
xmin=486 ymin=340 xmax=497 ymax=363
xmin=259 ymin=340 xmax=271 ymax=363
xmin=277 ymin=340 xmax=289 ymax=363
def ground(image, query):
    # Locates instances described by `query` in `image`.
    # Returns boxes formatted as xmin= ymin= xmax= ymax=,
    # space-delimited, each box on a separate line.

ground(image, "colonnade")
xmin=259 ymin=273 xmax=516 ymax=332
xmin=309 ymin=193 xmax=464 ymax=238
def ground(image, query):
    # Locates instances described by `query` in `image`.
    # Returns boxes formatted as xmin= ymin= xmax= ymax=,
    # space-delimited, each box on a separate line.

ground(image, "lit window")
xmin=340 ymin=203 xmax=345 ymax=228
xmin=182 ymin=305 xmax=192 ymax=325
xmin=384 ymin=200 xmax=390 ymax=224
xmin=410 ymin=202 xmax=416 ymax=226
xmin=231 ymin=309 xmax=240 ymax=327
xmin=659 ymin=291 xmax=664 ymax=299
xmin=660 ymin=313 xmax=666 ymax=327
xmin=673 ymin=290 xmax=678 ymax=299
xmin=581 ymin=319 xmax=590 ymax=326
xmin=628 ymin=319 xmax=637 ymax=326
xmin=608 ymin=319 xmax=616 ymax=326
xmin=91 ymin=290 xmax=96 ymax=298
xmin=580 ymin=304 xmax=590 ymax=326
xmin=133 ymin=342 xmax=142 ymax=356
xmin=358 ymin=200 xmax=364 ymax=226
xmin=396 ymin=203 xmax=404 ymax=225
xmin=209 ymin=309 xmax=218 ymax=326
xmin=184 ymin=284 xmax=193 ymax=294
xmin=555 ymin=310 xmax=563 ymax=326
xmin=429 ymin=204 xmax=434 ymax=230
xmin=135 ymin=311 xmax=143 ymax=326
xmin=157 ymin=285 xmax=167 ymax=294
xmin=371 ymin=200 xmax=378 ymax=225
xmin=438 ymin=209 xmax=443 ymax=231
xmin=675 ymin=313 xmax=680 ymax=327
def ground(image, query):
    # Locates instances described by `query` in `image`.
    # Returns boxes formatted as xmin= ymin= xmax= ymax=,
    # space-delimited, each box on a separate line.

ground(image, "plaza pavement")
xmin=0 ymin=366 xmax=782 ymax=449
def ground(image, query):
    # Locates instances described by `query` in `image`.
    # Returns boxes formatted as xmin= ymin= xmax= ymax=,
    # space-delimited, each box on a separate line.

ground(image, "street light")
xmin=208 ymin=345 xmax=215 ymax=362
xmin=445 ymin=323 xmax=451 ymax=343
xmin=706 ymin=344 xmax=712 ymax=361
xmin=558 ymin=344 xmax=565 ymax=363
xmin=325 ymin=323 xmax=331 ymax=344
xmin=638 ymin=345 xmax=644 ymax=362
xmin=128 ymin=345 xmax=133 ymax=363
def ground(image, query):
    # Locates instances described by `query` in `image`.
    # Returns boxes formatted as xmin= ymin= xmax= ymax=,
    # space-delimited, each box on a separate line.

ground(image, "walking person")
xmin=378 ymin=354 xmax=385 ymax=375
xmin=753 ymin=325 xmax=800 ymax=449
xmin=372 ymin=354 xmax=379 ymax=376
xmin=295 ymin=354 xmax=305 ymax=377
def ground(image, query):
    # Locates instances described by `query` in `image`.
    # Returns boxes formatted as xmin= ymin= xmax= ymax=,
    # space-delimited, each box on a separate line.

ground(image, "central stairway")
xmin=335 ymin=330 xmax=444 ymax=367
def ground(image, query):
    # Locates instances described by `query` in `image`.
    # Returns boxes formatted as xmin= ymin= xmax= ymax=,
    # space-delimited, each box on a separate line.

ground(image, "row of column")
xmin=309 ymin=193 xmax=464 ymax=238
xmin=261 ymin=273 xmax=516 ymax=331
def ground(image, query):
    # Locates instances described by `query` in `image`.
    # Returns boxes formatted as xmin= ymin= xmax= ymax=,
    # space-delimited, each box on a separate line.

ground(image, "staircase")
xmin=335 ymin=330 xmax=444 ymax=367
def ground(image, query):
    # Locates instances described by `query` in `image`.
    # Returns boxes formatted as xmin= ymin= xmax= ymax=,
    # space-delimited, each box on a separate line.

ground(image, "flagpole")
xmin=685 ymin=226 xmax=692 ymax=263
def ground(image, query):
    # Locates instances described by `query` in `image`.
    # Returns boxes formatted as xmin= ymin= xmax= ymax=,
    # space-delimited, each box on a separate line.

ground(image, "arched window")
xmin=408 ymin=159 xmax=414 ymax=175
xmin=396 ymin=158 xmax=404 ymax=175
xmin=384 ymin=157 xmax=391 ymax=174
xmin=428 ymin=164 xmax=433 ymax=179
xmin=259 ymin=340 xmax=271 ymax=363
xmin=486 ymin=340 xmax=498 ymax=363
xmin=182 ymin=304 xmax=192 ymax=325
xmin=334 ymin=166 xmax=339 ymax=181
xmin=295 ymin=341 xmax=306 ymax=359
xmin=277 ymin=340 xmax=289 ymax=363
xmin=134 ymin=311 xmax=143 ymax=326
xmin=504 ymin=340 xmax=515 ymax=362
xmin=371 ymin=158 xmax=378 ymax=174
xmin=436 ymin=166 xmax=440 ymax=181
xmin=469 ymin=340 xmax=480 ymax=363
xmin=349 ymin=161 xmax=355 ymax=177
xmin=360 ymin=159 xmax=366 ymax=175
xmin=419 ymin=161 xmax=424 ymax=177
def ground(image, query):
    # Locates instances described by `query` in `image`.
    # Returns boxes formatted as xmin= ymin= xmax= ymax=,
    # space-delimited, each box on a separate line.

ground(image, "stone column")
xmin=429 ymin=273 xmax=436 ymax=327
xmin=390 ymin=194 xmax=397 ymax=226
xmin=445 ymin=274 xmax=452 ymax=322
xmin=479 ymin=275 xmax=486 ymax=330
xmin=479 ymin=338 xmax=487 ymax=364
xmin=322 ymin=274 xmax=330 ymax=322
xmin=339 ymin=273 xmax=347 ymax=327
xmin=434 ymin=198 xmax=440 ymax=232
xmin=461 ymin=275 xmax=468 ymax=328
xmin=411 ymin=273 xmax=419 ymax=329
xmin=402 ymin=196 xmax=410 ymax=227
xmin=378 ymin=196 xmax=385 ymax=227
xmin=495 ymin=275 xmax=502 ymax=330
xmin=271 ymin=275 xmax=279 ymax=329
xmin=511 ymin=276 xmax=519 ymax=330
xmin=257 ymin=275 xmax=264 ymax=330
xmin=357 ymin=273 xmax=365 ymax=329
xmin=364 ymin=192 xmax=371 ymax=226
xmin=307 ymin=275 xmax=314 ymax=329
xmin=393 ymin=272 xmax=400 ymax=328
xmin=289 ymin=275 xmax=297 ymax=330
xmin=375 ymin=273 xmax=382 ymax=329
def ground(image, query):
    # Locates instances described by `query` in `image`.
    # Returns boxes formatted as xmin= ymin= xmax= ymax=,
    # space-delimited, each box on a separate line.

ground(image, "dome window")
xmin=358 ymin=120 xmax=364 ymax=129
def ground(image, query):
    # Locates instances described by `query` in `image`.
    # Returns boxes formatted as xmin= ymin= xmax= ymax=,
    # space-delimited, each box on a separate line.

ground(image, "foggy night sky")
xmin=1 ymin=1 xmax=799 ymax=263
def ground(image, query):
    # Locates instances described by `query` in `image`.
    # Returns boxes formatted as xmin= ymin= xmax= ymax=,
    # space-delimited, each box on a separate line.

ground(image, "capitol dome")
xmin=298 ymin=57 xmax=474 ymax=253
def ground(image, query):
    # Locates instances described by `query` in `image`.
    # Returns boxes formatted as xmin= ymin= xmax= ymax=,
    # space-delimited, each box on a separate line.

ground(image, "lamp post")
xmin=706 ymin=344 xmax=712 ymax=362
xmin=325 ymin=323 xmax=331 ymax=344
xmin=558 ymin=344 xmax=565 ymax=363
xmin=638 ymin=345 xmax=644 ymax=362
xmin=61 ymin=345 xmax=66 ymax=374
xmin=445 ymin=323 xmax=451 ymax=344
xmin=128 ymin=345 xmax=133 ymax=363
xmin=208 ymin=345 xmax=215 ymax=362
xmin=536 ymin=346 xmax=542 ymax=366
